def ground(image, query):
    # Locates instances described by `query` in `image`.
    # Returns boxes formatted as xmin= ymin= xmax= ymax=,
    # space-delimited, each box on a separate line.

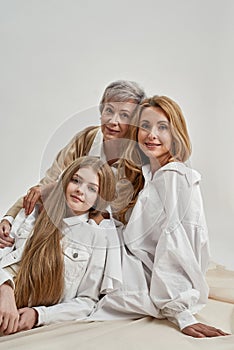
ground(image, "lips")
xmin=105 ymin=125 xmax=120 ymax=133
xmin=70 ymin=195 xmax=84 ymax=203
xmin=145 ymin=142 xmax=161 ymax=148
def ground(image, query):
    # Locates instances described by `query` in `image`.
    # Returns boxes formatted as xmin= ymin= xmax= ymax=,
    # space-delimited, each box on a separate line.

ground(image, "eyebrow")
xmin=106 ymin=103 xmax=132 ymax=113
xmin=140 ymin=119 xmax=169 ymax=124
xmin=72 ymin=174 xmax=99 ymax=188
xmin=158 ymin=120 xmax=169 ymax=124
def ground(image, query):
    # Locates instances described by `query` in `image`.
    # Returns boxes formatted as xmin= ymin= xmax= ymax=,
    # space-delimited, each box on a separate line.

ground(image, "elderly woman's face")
xmin=100 ymin=101 xmax=136 ymax=141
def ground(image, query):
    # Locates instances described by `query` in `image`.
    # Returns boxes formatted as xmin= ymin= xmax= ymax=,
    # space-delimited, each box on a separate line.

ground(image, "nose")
xmin=108 ymin=112 xmax=120 ymax=124
xmin=76 ymin=182 xmax=85 ymax=194
xmin=148 ymin=126 xmax=158 ymax=140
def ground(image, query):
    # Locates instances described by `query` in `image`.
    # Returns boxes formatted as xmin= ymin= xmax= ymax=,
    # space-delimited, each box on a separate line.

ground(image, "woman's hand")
xmin=0 ymin=220 xmax=14 ymax=248
xmin=0 ymin=283 xmax=19 ymax=335
xmin=23 ymin=183 xmax=55 ymax=216
xmin=23 ymin=185 xmax=42 ymax=216
xmin=18 ymin=307 xmax=38 ymax=332
xmin=182 ymin=322 xmax=230 ymax=338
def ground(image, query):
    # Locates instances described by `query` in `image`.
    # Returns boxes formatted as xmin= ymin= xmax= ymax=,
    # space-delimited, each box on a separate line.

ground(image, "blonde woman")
xmin=0 ymin=156 xmax=122 ymax=335
xmin=91 ymin=96 xmax=229 ymax=338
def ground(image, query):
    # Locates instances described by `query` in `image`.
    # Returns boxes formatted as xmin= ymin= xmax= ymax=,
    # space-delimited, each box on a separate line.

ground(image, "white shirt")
xmin=0 ymin=209 xmax=123 ymax=326
xmin=88 ymin=127 xmax=106 ymax=161
xmin=123 ymin=162 xmax=210 ymax=330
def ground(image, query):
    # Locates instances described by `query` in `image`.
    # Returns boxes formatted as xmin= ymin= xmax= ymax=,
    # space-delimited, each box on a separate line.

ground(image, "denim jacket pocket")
xmin=63 ymin=246 xmax=91 ymax=299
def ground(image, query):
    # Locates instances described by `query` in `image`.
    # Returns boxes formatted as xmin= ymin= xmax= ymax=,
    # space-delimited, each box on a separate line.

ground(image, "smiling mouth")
xmin=105 ymin=125 xmax=120 ymax=133
xmin=71 ymin=195 xmax=84 ymax=203
xmin=145 ymin=142 xmax=162 ymax=148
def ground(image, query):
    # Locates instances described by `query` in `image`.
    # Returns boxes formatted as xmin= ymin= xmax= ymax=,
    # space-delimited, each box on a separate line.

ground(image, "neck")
xmin=149 ymin=154 xmax=171 ymax=175
xmin=103 ymin=139 xmax=122 ymax=165
xmin=149 ymin=158 xmax=161 ymax=175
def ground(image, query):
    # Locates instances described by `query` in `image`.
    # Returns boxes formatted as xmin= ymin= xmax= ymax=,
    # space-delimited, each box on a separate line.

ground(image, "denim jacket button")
xmin=73 ymin=252 xmax=78 ymax=258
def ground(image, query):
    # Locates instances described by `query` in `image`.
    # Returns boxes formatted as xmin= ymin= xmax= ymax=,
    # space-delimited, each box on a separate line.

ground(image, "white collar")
xmin=88 ymin=127 xmax=106 ymax=161
xmin=142 ymin=162 xmax=201 ymax=186
xmin=63 ymin=212 xmax=89 ymax=226
xmin=142 ymin=163 xmax=152 ymax=182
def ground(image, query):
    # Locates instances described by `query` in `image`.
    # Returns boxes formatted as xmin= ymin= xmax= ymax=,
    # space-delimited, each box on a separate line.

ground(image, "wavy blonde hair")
xmin=14 ymin=156 xmax=116 ymax=308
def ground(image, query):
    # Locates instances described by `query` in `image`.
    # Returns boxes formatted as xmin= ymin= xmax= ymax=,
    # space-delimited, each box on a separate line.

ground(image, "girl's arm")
xmin=33 ymin=254 xmax=106 ymax=325
xmin=33 ymin=223 xmax=122 ymax=326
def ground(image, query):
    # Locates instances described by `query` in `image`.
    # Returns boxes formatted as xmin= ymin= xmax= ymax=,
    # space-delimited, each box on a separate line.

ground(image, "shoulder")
xmin=66 ymin=126 xmax=100 ymax=157
xmin=63 ymin=218 xmax=109 ymax=248
xmin=67 ymin=125 xmax=99 ymax=144
xmin=154 ymin=162 xmax=201 ymax=188
xmin=76 ymin=125 xmax=99 ymax=139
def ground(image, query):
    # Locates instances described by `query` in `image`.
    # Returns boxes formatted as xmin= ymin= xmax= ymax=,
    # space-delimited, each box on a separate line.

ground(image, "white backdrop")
xmin=0 ymin=0 xmax=234 ymax=268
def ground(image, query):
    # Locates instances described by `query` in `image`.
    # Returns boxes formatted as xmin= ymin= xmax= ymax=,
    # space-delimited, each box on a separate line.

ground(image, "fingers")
xmin=17 ymin=308 xmax=27 ymax=331
xmin=23 ymin=186 xmax=41 ymax=215
xmin=0 ymin=221 xmax=14 ymax=248
xmin=0 ymin=237 xmax=14 ymax=248
xmin=182 ymin=326 xmax=205 ymax=338
xmin=182 ymin=323 xmax=230 ymax=338
xmin=195 ymin=324 xmax=230 ymax=337
xmin=0 ymin=312 xmax=19 ymax=335
xmin=0 ymin=220 xmax=11 ymax=237
xmin=17 ymin=307 xmax=37 ymax=332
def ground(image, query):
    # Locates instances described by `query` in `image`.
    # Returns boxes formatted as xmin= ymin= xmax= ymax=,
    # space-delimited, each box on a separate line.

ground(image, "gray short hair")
xmin=99 ymin=80 xmax=146 ymax=113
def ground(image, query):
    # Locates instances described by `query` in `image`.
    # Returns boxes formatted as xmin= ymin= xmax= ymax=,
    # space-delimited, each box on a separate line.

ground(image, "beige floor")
xmin=0 ymin=264 xmax=234 ymax=350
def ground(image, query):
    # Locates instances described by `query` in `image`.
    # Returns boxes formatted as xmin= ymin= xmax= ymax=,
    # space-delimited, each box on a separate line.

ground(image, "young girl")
xmin=91 ymin=96 xmax=228 ymax=338
xmin=0 ymin=156 xmax=122 ymax=335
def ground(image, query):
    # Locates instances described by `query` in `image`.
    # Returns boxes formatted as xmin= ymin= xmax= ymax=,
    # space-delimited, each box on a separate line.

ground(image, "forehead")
xmin=74 ymin=166 xmax=99 ymax=185
xmin=104 ymin=101 xmax=137 ymax=112
xmin=140 ymin=107 xmax=168 ymax=122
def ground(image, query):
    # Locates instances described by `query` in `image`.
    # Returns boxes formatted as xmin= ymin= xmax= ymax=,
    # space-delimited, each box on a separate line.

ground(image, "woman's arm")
xmin=150 ymin=166 xmax=229 ymax=336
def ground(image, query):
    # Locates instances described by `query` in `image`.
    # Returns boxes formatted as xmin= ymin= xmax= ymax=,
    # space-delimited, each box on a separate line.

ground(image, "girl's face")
xmin=100 ymin=101 xmax=136 ymax=141
xmin=138 ymin=107 xmax=172 ymax=164
xmin=66 ymin=166 xmax=99 ymax=216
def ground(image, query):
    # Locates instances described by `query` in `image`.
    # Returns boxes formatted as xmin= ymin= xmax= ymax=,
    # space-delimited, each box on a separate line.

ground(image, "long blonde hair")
xmin=14 ymin=156 xmax=116 ymax=308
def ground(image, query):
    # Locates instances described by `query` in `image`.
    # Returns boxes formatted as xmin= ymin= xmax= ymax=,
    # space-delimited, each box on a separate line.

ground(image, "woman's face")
xmin=100 ymin=101 xmax=136 ymax=141
xmin=66 ymin=166 xmax=99 ymax=216
xmin=138 ymin=107 xmax=172 ymax=164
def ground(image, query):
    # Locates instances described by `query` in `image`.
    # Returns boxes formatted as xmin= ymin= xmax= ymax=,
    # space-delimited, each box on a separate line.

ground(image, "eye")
xmin=158 ymin=124 xmax=169 ymax=131
xmin=104 ymin=107 xmax=113 ymax=114
xmin=88 ymin=186 xmax=98 ymax=193
xmin=140 ymin=122 xmax=150 ymax=130
xmin=120 ymin=112 xmax=130 ymax=119
xmin=71 ymin=177 xmax=82 ymax=184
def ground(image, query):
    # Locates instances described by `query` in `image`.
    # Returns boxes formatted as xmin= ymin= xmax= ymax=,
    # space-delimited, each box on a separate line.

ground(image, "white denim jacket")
xmin=0 ymin=209 xmax=122 ymax=326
